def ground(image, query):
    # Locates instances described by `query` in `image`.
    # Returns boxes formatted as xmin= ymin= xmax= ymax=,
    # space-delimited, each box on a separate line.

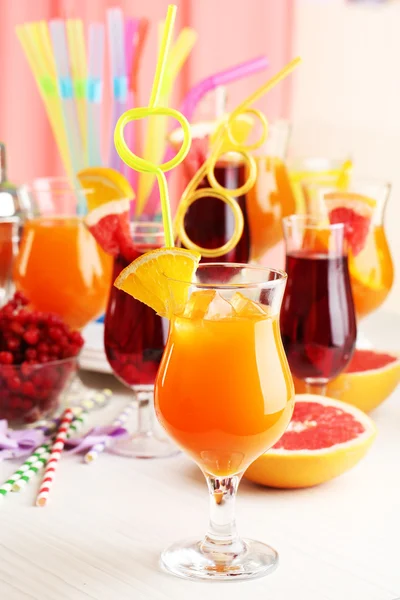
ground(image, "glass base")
xmin=161 ymin=537 xmax=278 ymax=581
xmin=109 ymin=432 xmax=180 ymax=459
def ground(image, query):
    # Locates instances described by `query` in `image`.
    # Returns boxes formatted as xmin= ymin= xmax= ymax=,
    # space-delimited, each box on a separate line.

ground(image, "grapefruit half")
xmin=245 ymin=394 xmax=376 ymax=489
xmin=295 ymin=349 xmax=400 ymax=413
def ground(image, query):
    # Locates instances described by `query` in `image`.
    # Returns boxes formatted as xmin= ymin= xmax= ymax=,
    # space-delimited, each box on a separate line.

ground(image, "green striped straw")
xmin=13 ymin=408 xmax=89 ymax=494
xmin=0 ymin=445 xmax=50 ymax=500
xmin=0 ymin=387 xmax=112 ymax=500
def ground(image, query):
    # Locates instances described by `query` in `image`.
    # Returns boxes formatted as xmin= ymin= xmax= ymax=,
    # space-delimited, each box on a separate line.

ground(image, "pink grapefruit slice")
xmin=294 ymin=349 xmax=400 ymax=413
xmin=85 ymin=199 xmax=138 ymax=262
xmin=245 ymin=394 xmax=376 ymax=488
xmin=325 ymin=192 xmax=375 ymax=256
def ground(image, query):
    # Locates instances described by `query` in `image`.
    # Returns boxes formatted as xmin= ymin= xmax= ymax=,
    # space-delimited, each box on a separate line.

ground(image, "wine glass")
xmin=280 ymin=215 xmax=357 ymax=395
xmin=104 ymin=222 xmax=178 ymax=459
xmin=155 ymin=263 xmax=294 ymax=580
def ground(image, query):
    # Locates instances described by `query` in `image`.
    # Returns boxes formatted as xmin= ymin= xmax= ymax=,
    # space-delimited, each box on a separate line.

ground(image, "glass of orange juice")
xmin=246 ymin=120 xmax=296 ymax=261
xmin=302 ymin=178 xmax=394 ymax=320
xmin=14 ymin=179 xmax=112 ymax=329
xmin=155 ymin=263 xmax=294 ymax=581
xmin=288 ymin=157 xmax=352 ymax=214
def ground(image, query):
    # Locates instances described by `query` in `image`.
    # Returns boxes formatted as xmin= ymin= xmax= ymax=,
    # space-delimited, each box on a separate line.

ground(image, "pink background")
xmin=0 ymin=0 xmax=294 ymax=184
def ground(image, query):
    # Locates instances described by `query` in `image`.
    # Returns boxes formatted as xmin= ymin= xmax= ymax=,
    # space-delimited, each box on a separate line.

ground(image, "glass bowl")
xmin=0 ymin=356 xmax=78 ymax=425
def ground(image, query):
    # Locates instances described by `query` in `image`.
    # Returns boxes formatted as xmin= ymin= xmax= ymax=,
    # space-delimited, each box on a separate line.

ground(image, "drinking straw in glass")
xmin=114 ymin=4 xmax=192 ymax=247
xmin=144 ymin=55 xmax=269 ymax=216
xmin=16 ymin=25 xmax=73 ymax=179
xmin=49 ymin=19 xmax=85 ymax=178
xmin=66 ymin=19 xmax=87 ymax=161
xmin=87 ymin=23 xmax=105 ymax=167
xmin=136 ymin=26 xmax=197 ymax=216
xmin=107 ymin=8 xmax=128 ymax=173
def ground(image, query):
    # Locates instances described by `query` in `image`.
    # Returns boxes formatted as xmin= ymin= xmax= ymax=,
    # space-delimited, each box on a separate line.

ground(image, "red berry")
xmin=21 ymin=362 xmax=34 ymax=376
xmin=23 ymin=329 xmax=40 ymax=345
xmin=48 ymin=327 xmax=63 ymax=341
xmin=37 ymin=342 xmax=49 ymax=354
xmin=9 ymin=321 xmax=25 ymax=335
xmin=25 ymin=348 xmax=37 ymax=361
xmin=0 ymin=351 xmax=13 ymax=365
xmin=69 ymin=331 xmax=84 ymax=346
xmin=14 ymin=291 xmax=29 ymax=306
xmin=38 ymin=354 xmax=50 ymax=363
xmin=7 ymin=376 xmax=21 ymax=391
xmin=21 ymin=381 xmax=35 ymax=396
xmin=7 ymin=337 xmax=20 ymax=352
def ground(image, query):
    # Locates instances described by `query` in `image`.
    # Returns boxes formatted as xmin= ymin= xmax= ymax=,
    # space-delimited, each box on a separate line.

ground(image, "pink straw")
xmin=35 ymin=408 xmax=74 ymax=507
xmin=144 ymin=55 xmax=269 ymax=216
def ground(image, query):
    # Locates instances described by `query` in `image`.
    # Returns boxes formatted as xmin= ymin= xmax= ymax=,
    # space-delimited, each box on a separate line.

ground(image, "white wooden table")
xmin=0 ymin=312 xmax=399 ymax=600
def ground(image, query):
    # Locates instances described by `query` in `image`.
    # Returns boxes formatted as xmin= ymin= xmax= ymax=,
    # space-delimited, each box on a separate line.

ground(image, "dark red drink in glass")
xmin=103 ymin=223 xmax=177 ymax=459
xmin=104 ymin=253 xmax=167 ymax=387
xmin=280 ymin=216 xmax=357 ymax=394
xmin=182 ymin=159 xmax=251 ymax=263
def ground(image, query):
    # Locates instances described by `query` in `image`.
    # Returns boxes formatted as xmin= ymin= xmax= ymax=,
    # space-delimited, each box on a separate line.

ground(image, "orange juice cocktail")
xmin=156 ymin=287 xmax=293 ymax=476
xmin=246 ymin=121 xmax=296 ymax=260
xmin=152 ymin=262 xmax=294 ymax=579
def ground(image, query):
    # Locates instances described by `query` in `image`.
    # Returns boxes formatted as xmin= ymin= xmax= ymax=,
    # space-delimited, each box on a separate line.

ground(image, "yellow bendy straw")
xmin=136 ymin=26 xmax=197 ymax=215
xmin=16 ymin=24 xmax=73 ymax=179
xmin=114 ymin=4 xmax=192 ymax=247
xmin=174 ymin=57 xmax=301 ymax=258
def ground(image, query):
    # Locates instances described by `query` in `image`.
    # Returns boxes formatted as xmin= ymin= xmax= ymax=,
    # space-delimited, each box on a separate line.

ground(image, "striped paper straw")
xmin=12 ymin=453 xmax=51 ymax=492
xmin=84 ymin=399 xmax=135 ymax=463
xmin=15 ymin=408 xmax=89 ymax=493
xmin=35 ymin=408 xmax=74 ymax=507
xmin=0 ymin=445 xmax=50 ymax=501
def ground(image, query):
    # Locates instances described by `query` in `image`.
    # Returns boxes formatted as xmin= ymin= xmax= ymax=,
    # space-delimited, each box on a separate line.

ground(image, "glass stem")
xmin=304 ymin=380 xmax=327 ymax=396
xmin=201 ymin=473 xmax=245 ymax=559
xmin=136 ymin=390 xmax=154 ymax=436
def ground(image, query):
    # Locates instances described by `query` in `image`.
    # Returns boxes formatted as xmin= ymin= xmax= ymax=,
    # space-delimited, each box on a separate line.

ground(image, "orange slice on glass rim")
xmin=114 ymin=248 xmax=201 ymax=317
xmin=77 ymin=167 xmax=135 ymax=212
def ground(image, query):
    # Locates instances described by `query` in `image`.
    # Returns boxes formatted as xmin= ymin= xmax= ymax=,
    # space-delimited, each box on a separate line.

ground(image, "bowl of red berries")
xmin=0 ymin=292 xmax=84 ymax=424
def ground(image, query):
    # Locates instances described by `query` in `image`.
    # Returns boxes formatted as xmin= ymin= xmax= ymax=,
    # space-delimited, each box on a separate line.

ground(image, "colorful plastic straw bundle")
xmin=16 ymin=9 xmax=273 ymax=220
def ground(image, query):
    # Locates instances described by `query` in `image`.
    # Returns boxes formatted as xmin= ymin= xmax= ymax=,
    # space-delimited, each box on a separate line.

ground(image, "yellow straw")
xmin=137 ymin=26 xmax=197 ymax=215
xmin=66 ymin=19 xmax=87 ymax=160
xmin=16 ymin=24 xmax=73 ymax=178
xmin=174 ymin=57 xmax=302 ymax=257
xmin=114 ymin=4 xmax=192 ymax=247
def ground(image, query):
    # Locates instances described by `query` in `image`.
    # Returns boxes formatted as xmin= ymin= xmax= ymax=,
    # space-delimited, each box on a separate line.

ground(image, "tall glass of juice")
xmin=13 ymin=179 xmax=112 ymax=329
xmin=104 ymin=222 xmax=178 ymax=459
xmin=155 ymin=263 xmax=294 ymax=580
xmin=280 ymin=215 xmax=357 ymax=395
xmin=246 ymin=120 xmax=295 ymax=260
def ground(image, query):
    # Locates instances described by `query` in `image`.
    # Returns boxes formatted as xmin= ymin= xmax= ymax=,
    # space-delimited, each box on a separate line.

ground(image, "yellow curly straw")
xmin=174 ymin=57 xmax=301 ymax=258
xmin=114 ymin=4 xmax=191 ymax=247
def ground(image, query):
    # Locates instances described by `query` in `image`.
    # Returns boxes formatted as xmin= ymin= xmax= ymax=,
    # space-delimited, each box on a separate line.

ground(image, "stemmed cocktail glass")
xmin=155 ymin=263 xmax=294 ymax=580
xmin=104 ymin=222 xmax=178 ymax=459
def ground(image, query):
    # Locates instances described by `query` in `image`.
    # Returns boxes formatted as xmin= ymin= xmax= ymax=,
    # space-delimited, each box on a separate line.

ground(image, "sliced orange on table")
xmin=114 ymin=248 xmax=201 ymax=317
